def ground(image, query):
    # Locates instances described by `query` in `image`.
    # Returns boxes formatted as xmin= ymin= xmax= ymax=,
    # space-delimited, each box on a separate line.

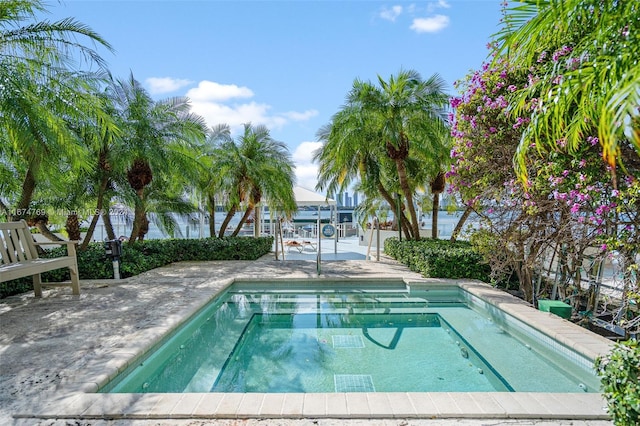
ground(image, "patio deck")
xmin=0 ymin=251 xmax=614 ymax=425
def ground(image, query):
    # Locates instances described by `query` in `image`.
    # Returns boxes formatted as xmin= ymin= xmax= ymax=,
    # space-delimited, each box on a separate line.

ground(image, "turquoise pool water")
xmin=102 ymin=281 xmax=599 ymax=393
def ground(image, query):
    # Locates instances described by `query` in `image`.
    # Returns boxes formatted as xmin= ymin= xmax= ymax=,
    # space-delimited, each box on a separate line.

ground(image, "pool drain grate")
xmin=332 ymin=335 xmax=364 ymax=348
xmin=334 ymin=374 xmax=375 ymax=392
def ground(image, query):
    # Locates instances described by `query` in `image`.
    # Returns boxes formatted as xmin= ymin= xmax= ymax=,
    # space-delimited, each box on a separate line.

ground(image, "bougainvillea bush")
xmin=448 ymin=51 xmax=639 ymax=312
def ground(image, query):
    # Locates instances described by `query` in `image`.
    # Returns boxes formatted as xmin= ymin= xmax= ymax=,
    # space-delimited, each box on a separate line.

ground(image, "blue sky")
xmin=46 ymin=0 xmax=503 ymax=191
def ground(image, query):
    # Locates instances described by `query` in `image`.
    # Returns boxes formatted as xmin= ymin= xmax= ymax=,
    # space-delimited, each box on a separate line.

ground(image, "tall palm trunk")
xmin=129 ymin=189 xmax=149 ymax=242
xmin=450 ymin=206 xmax=473 ymax=243
xmin=254 ymin=206 xmax=261 ymax=237
xmin=232 ymin=204 xmax=255 ymax=237
xmin=395 ymin=159 xmax=420 ymax=240
xmin=218 ymin=205 xmax=237 ymax=238
xmin=430 ymin=172 xmax=445 ymax=239
xmin=431 ymin=193 xmax=440 ymax=239
xmin=377 ymin=182 xmax=412 ymax=240
xmin=102 ymin=210 xmax=116 ymax=240
xmin=15 ymin=167 xmax=37 ymax=216
xmin=387 ymin=134 xmax=420 ymax=240
xmin=83 ymin=149 xmax=113 ymax=249
xmin=81 ymin=175 xmax=110 ymax=249
xmin=127 ymin=159 xmax=153 ymax=243
xmin=207 ymin=194 xmax=216 ymax=238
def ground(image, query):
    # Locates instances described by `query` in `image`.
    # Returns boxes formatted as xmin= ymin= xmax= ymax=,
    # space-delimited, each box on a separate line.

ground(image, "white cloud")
xmin=410 ymin=14 xmax=450 ymax=33
xmin=190 ymin=100 xmax=271 ymax=131
xmin=146 ymin=77 xmax=192 ymax=94
xmin=427 ymin=0 xmax=450 ymax=13
xmin=184 ymin=80 xmax=317 ymax=135
xmin=186 ymin=80 xmax=253 ymax=102
xmin=379 ymin=5 xmax=403 ymax=22
xmin=283 ymin=110 xmax=319 ymax=121
xmin=292 ymin=141 xmax=323 ymax=190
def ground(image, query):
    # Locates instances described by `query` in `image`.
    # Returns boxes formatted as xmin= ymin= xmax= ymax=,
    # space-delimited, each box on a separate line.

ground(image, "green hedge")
xmin=596 ymin=339 xmax=640 ymax=425
xmin=1 ymin=236 xmax=273 ymax=298
xmin=384 ymin=237 xmax=490 ymax=281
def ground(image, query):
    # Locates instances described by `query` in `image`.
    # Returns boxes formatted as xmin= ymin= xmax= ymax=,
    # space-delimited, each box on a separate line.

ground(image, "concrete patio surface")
xmin=0 ymin=253 xmax=615 ymax=425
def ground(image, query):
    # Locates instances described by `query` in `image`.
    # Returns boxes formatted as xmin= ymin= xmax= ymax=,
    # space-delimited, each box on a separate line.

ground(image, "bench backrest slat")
xmin=0 ymin=220 xmax=39 ymax=265
xmin=0 ymin=228 xmax=12 ymax=264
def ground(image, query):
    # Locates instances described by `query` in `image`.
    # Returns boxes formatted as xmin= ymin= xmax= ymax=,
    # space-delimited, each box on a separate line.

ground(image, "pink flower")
xmin=450 ymin=97 xmax=462 ymax=108
xmin=552 ymin=45 xmax=573 ymax=61
xmin=512 ymin=116 xmax=529 ymax=129
xmin=570 ymin=203 xmax=581 ymax=213
xmin=553 ymin=191 xmax=567 ymax=200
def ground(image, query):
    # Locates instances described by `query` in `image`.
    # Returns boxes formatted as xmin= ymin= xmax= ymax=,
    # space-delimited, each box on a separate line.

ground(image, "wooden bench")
xmin=0 ymin=220 xmax=80 ymax=297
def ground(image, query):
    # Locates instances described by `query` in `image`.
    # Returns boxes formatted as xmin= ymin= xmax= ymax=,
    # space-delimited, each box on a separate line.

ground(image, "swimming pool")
xmin=101 ymin=279 xmax=599 ymax=394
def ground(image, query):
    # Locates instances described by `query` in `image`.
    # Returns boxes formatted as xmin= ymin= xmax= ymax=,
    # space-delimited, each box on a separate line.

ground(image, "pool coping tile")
xmin=365 ymin=392 xmax=393 ymax=418
xmin=280 ymin=393 xmax=304 ymax=417
xmin=213 ymin=393 xmax=245 ymax=418
xmin=302 ymin=393 xmax=326 ymax=416
xmin=237 ymin=393 xmax=265 ymax=417
xmin=407 ymin=392 xmax=438 ymax=415
xmin=325 ymin=393 xmax=349 ymax=416
xmin=259 ymin=393 xmax=286 ymax=416
xmin=122 ymin=394 xmax=171 ymax=418
xmin=345 ymin=392 xmax=371 ymax=417
xmin=192 ymin=393 xmax=224 ymax=417
xmin=168 ymin=393 xmax=206 ymax=418
xmin=386 ymin=393 xmax=417 ymax=418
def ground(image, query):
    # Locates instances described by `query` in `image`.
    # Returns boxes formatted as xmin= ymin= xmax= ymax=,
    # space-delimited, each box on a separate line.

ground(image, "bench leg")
xmin=32 ymin=274 xmax=42 ymax=297
xmin=69 ymin=266 xmax=80 ymax=295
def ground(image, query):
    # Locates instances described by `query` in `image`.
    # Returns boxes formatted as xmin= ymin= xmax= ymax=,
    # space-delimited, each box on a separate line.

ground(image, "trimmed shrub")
xmin=0 ymin=236 xmax=273 ymax=298
xmin=384 ymin=237 xmax=490 ymax=281
xmin=596 ymin=339 xmax=640 ymax=425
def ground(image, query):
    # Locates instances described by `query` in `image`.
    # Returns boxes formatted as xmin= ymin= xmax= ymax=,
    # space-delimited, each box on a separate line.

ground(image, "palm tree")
xmin=317 ymin=70 xmax=450 ymax=240
xmin=0 ymin=1 xmax=111 ymax=70
xmin=194 ymin=124 xmax=232 ymax=238
xmin=0 ymin=0 xmax=112 ymax=223
xmin=107 ymin=74 xmax=208 ymax=242
xmin=315 ymin=107 xmax=413 ymax=239
xmin=212 ymin=123 xmax=296 ymax=237
xmin=495 ymin=0 xmax=640 ymax=181
xmin=74 ymin=91 xmax=124 ymax=249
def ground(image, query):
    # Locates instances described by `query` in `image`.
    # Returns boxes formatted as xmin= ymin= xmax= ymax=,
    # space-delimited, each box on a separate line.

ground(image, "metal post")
xmin=396 ymin=193 xmax=402 ymax=242
xmin=376 ymin=218 xmax=380 ymax=262
xmin=317 ymin=205 xmax=321 ymax=275
xmin=112 ymin=259 xmax=121 ymax=280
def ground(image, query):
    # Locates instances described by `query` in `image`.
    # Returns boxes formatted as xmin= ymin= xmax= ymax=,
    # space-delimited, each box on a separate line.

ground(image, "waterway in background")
xmin=87 ymin=209 xmax=477 ymax=242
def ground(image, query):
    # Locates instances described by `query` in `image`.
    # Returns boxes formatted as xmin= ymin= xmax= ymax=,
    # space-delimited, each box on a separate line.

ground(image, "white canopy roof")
xmin=293 ymin=186 xmax=336 ymax=207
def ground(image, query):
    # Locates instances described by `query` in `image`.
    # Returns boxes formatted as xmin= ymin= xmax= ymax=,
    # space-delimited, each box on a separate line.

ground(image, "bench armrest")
xmin=33 ymin=240 xmax=79 ymax=257
xmin=33 ymin=241 xmax=80 ymax=246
